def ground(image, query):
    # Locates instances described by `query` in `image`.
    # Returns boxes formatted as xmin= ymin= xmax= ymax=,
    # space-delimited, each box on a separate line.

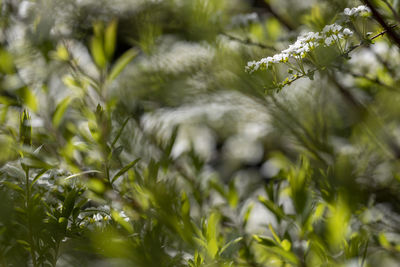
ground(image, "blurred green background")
xmin=1 ymin=0 xmax=400 ymax=266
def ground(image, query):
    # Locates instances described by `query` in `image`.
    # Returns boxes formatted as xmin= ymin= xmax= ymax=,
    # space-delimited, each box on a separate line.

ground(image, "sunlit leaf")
xmin=104 ymin=19 xmax=118 ymax=60
xmin=107 ymin=48 xmax=138 ymax=81
xmin=111 ymin=158 xmax=140 ymax=183
xmin=91 ymin=36 xmax=107 ymax=69
xmin=52 ymin=97 xmax=73 ymax=128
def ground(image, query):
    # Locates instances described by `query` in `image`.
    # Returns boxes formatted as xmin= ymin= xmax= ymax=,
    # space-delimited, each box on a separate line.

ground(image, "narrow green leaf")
xmin=243 ymin=203 xmax=254 ymax=228
xmin=64 ymin=170 xmax=102 ymax=180
xmin=17 ymin=240 xmax=31 ymax=247
xmin=228 ymin=179 xmax=239 ymax=208
xmin=2 ymin=181 xmax=24 ymax=193
xmin=269 ymin=223 xmax=281 ymax=244
xmin=52 ymin=97 xmax=72 ymax=128
xmin=111 ymin=158 xmax=140 ymax=183
xmin=61 ymin=190 xmax=77 ymax=218
xmin=259 ymin=195 xmax=286 ymax=220
xmin=253 ymin=234 xmax=277 ymax=246
xmin=206 ymin=212 xmax=220 ymax=258
xmin=111 ymin=210 xmax=133 ymax=233
xmin=104 ymin=19 xmax=118 ymax=60
xmin=267 ymin=246 xmax=299 ymax=264
xmin=111 ymin=117 xmax=130 ymax=147
xmin=108 ymin=49 xmax=138 ymax=81
xmin=30 ymin=169 xmax=48 ymax=188
xmin=91 ymin=36 xmax=107 ymax=69
xmin=219 ymin=237 xmax=243 ymax=256
xmin=165 ymin=126 xmax=178 ymax=157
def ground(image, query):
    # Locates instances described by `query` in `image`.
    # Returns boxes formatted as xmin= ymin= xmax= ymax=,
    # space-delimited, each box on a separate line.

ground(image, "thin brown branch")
xmin=363 ymin=0 xmax=400 ymax=48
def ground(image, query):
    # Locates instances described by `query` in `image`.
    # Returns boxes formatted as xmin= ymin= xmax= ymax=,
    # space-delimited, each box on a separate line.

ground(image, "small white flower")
xmin=325 ymin=36 xmax=334 ymax=46
xmin=120 ymin=211 xmax=130 ymax=222
xmin=344 ymin=8 xmax=352 ymax=16
xmin=343 ymin=5 xmax=371 ymax=17
xmin=93 ymin=213 xmax=103 ymax=222
xmin=343 ymin=28 xmax=353 ymax=37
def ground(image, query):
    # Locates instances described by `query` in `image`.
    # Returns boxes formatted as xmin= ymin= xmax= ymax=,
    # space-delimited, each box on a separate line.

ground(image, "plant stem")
xmin=25 ymin=167 xmax=38 ymax=267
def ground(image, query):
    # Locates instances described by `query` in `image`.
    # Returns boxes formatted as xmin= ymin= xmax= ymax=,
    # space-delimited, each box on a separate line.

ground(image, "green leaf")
xmin=268 ymin=246 xmax=299 ymax=265
xmin=55 ymin=44 xmax=69 ymax=61
xmin=281 ymin=239 xmax=292 ymax=251
xmin=104 ymin=19 xmax=118 ymax=60
xmin=206 ymin=212 xmax=220 ymax=258
xmin=18 ymin=87 xmax=38 ymax=112
xmin=52 ymin=97 xmax=72 ymax=128
xmin=253 ymin=234 xmax=277 ymax=246
xmin=111 ymin=158 xmax=140 ymax=183
xmin=219 ymin=237 xmax=243 ymax=256
xmin=2 ymin=181 xmax=24 ymax=193
xmin=108 ymin=48 xmax=138 ymax=81
xmin=243 ymin=203 xmax=254 ymax=228
xmin=259 ymin=195 xmax=286 ymax=221
xmin=91 ymin=36 xmax=107 ymax=69
xmin=111 ymin=117 xmax=130 ymax=147
xmin=61 ymin=190 xmax=77 ymax=218
xmin=165 ymin=126 xmax=178 ymax=157
xmin=17 ymin=240 xmax=31 ymax=248
xmin=181 ymin=191 xmax=190 ymax=217
xmin=64 ymin=170 xmax=102 ymax=180
xmin=269 ymin=223 xmax=281 ymax=244
xmin=0 ymin=48 xmax=14 ymax=74
xmin=30 ymin=169 xmax=48 ymax=189
xmin=228 ymin=179 xmax=239 ymax=208
xmin=111 ymin=210 xmax=133 ymax=233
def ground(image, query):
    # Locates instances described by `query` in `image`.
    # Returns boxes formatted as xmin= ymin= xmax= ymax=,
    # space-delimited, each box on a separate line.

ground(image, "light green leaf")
xmin=104 ymin=19 xmax=118 ymax=60
xmin=52 ymin=97 xmax=72 ymax=128
xmin=64 ymin=170 xmax=102 ymax=180
xmin=228 ymin=180 xmax=239 ymax=208
xmin=111 ymin=117 xmax=130 ymax=147
xmin=281 ymin=239 xmax=292 ymax=251
xmin=19 ymin=87 xmax=38 ymax=112
xmin=111 ymin=158 xmax=140 ymax=183
xmin=91 ymin=36 xmax=107 ymax=69
xmin=219 ymin=237 xmax=243 ymax=256
xmin=2 ymin=181 xmax=24 ymax=193
xmin=259 ymin=195 xmax=286 ymax=220
xmin=269 ymin=223 xmax=281 ymax=244
xmin=0 ymin=48 xmax=14 ymax=74
xmin=111 ymin=210 xmax=133 ymax=233
xmin=206 ymin=212 xmax=220 ymax=258
xmin=30 ymin=169 xmax=48 ymax=189
xmin=108 ymin=49 xmax=138 ymax=81
xmin=243 ymin=203 xmax=254 ymax=228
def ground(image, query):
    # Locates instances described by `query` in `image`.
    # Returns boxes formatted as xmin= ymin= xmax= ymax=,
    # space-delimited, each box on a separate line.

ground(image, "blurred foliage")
xmin=1 ymin=0 xmax=400 ymax=266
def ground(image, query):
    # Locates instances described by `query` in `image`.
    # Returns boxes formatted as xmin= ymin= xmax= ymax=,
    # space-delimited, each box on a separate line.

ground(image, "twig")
xmin=363 ymin=0 xmax=400 ymax=48
xmin=271 ymin=26 xmax=396 ymax=90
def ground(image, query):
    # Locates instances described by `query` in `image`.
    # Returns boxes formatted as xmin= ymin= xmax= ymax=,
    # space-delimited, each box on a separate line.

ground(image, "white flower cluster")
xmin=246 ymin=24 xmax=353 ymax=73
xmin=92 ymin=213 xmax=111 ymax=222
xmin=344 ymin=5 xmax=371 ymax=17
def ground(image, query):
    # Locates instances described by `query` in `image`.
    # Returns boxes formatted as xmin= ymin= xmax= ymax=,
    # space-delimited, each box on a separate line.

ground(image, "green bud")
xmin=20 ymin=110 xmax=32 ymax=146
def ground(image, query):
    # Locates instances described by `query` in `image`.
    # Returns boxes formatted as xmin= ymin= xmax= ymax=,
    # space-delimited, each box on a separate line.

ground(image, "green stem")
xmin=25 ymin=167 xmax=38 ymax=267
xmin=361 ymin=239 xmax=369 ymax=267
